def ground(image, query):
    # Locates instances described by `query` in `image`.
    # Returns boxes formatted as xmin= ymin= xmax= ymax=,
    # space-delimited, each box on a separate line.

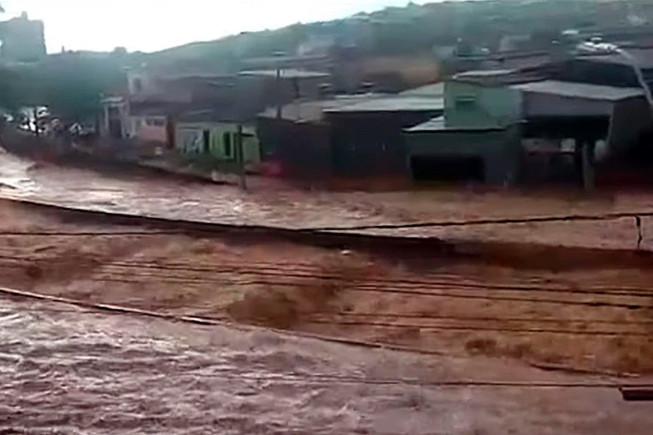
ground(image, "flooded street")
xmin=2 ymin=297 xmax=653 ymax=434
xmin=0 ymin=151 xmax=652 ymax=249
xmin=1 ymin=153 xmax=653 ymax=433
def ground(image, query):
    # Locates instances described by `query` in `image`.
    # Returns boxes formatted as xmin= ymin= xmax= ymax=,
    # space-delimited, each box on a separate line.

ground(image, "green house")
xmin=175 ymin=120 xmax=261 ymax=171
xmin=405 ymin=71 xmax=524 ymax=185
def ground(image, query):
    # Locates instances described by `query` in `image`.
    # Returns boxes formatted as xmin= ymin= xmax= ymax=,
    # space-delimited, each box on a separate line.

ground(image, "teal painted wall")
xmin=444 ymin=81 xmax=522 ymax=129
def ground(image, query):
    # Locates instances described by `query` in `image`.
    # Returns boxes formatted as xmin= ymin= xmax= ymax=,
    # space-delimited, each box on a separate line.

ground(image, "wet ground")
xmin=2 ymin=296 xmax=653 ymax=434
xmin=1 ymin=154 xmax=653 ymax=432
xmin=0 ymin=151 xmax=652 ymax=250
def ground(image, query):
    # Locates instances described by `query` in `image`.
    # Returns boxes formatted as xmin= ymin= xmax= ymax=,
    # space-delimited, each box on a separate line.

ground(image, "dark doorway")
xmin=411 ymin=155 xmax=485 ymax=182
xmin=202 ymin=130 xmax=210 ymax=154
xmin=107 ymin=106 xmax=123 ymax=139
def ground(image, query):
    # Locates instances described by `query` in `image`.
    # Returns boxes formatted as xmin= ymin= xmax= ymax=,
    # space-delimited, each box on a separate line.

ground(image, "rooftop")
xmin=400 ymin=82 xmax=444 ymax=97
xmin=324 ymin=96 xmax=444 ymax=114
xmin=452 ymin=68 xmax=543 ymax=86
xmin=455 ymin=69 xmax=516 ymax=79
xmin=239 ymin=69 xmax=331 ymax=79
xmin=258 ymin=94 xmax=382 ymax=122
xmin=177 ymin=108 xmax=241 ymax=123
xmin=406 ymin=116 xmax=508 ymax=133
xmin=578 ymin=47 xmax=653 ymax=69
xmin=511 ymin=80 xmax=645 ymax=101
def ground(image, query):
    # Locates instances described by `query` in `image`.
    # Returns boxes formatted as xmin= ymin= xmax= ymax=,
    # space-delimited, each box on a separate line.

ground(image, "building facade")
xmin=405 ymin=71 xmax=523 ymax=185
xmin=0 ymin=13 xmax=46 ymax=63
xmin=176 ymin=120 xmax=260 ymax=170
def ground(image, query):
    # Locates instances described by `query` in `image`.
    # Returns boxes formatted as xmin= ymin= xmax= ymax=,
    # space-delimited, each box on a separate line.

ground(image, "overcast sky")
xmin=2 ymin=0 xmax=427 ymax=53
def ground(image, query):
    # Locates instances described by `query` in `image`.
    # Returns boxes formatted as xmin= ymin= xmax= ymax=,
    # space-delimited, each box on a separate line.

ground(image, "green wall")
xmin=176 ymin=122 xmax=261 ymax=164
xmin=444 ymin=81 xmax=522 ymax=129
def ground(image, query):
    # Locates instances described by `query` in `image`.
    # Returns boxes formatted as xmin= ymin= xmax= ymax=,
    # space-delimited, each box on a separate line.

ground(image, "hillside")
xmin=142 ymin=0 xmax=653 ymax=72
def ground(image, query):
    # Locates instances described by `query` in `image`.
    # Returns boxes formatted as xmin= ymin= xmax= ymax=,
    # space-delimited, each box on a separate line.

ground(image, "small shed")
xmin=510 ymin=79 xmax=651 ymax=188
xmin=511 ymin=80 xmax=650 ymax=153
xmin=324 ymin=96 xmax=445 ymax=178
xmin=256 ymin=95 xmax=380 ymax=180
xmin=405 ymin=117 xmax=522 ymax=185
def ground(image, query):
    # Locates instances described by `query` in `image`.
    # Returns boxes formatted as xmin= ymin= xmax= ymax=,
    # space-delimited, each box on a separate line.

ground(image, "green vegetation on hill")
xmin=142 ymin=0 xmax=651 ymax=71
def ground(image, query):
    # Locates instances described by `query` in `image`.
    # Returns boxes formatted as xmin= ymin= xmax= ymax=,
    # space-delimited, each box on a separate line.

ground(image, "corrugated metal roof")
xmin=579 ymin=47 xmax=653 ymax=69
xmin=400 ymin=83 xmax=444 ymax=97
xmin=511 ymin=80 xmax=644 ymax=101
xmin=452 ymin=68 xmax=544 ymax=86
xmin=324 ymin=96 xmax=444 ymax=114
xmin=455 ymin=69 xmax=516 ymax=79
xmin=258 ymin=94 xmax=382 ymax=122
xmin=406 ymin=116 xmax=508 ymax=133
xmin=239 ymin=69 xmax=331 ymax=79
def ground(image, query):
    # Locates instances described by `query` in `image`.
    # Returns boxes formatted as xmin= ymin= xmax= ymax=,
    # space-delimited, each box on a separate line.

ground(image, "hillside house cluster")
xmin=99 ymin=46 xmax=653 ymax=189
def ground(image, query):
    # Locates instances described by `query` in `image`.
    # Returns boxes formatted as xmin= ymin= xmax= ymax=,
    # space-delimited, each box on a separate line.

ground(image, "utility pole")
xmin=274 ymin=51 xmax=286 ymax=119
xmin=275 ymin=66 xmax=282 ymax=119
xmin=33 ymin=108 xmax=39 ymax=137
xmin=236 ymin=123 xmax=247 ymax=191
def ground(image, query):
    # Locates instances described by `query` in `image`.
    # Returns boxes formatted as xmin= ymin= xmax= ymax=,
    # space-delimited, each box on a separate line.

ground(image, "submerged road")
xmin=0 ymin=151 xmax=652 ymax=249
xmin=1 ymin=296 xmax=652 ymax=434
xmin=1 ymin=153 xmax=653 ymax=433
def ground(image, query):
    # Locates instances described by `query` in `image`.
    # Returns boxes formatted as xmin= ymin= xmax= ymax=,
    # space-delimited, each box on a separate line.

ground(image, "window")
xmin=223 ymin=132 xmax=233 ymax=158
xmin=455 ymin=95 xmax=476 ymax=109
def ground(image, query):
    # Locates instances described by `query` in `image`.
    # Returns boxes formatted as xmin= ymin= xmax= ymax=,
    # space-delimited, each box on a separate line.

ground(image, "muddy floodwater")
xmin=0 ymin=297 xmax=651 ymax=434
xmin=1 ymin=151 xmax=653 ymax=250
xmin=2 ymin=152 xmax=653 ymax=433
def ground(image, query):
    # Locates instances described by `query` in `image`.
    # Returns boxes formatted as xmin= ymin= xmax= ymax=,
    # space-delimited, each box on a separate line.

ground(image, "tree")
xmin=0 ymin=53 xmax=128 ymax=122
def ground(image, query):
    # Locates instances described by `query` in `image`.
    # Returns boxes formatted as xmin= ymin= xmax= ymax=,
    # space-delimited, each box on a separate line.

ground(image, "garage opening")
xmin=411 ymin=156 xmax=485 ymax=182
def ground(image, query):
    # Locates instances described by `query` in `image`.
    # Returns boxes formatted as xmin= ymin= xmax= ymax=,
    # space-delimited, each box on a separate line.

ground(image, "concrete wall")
xmin=444 ymin=81 xmax=522 ymax=129
xmin=406 ymin=125 xmax=522 ymax=185
xmin=130 ymin=116 xmax=168 ymax=144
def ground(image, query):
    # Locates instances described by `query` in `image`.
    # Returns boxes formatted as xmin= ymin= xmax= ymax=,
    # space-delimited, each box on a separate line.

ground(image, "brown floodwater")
xmin=1 ymin=297 xmax=653 ymax=434
xmin=1 ymin=151 xmax=652 ymax=250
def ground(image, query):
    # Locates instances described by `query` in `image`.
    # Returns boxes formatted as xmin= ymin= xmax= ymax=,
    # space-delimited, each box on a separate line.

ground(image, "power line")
xmin=305 ymin=319 xmax=651 ymax=337
xmin=313 ymin=312 xmax=653 ymax=326
xmin=311 ymin=210 xmax=653 ymax=232
xmin=12 ymin=256 xmax=651 ymax=299
xmin=0 ymin=230 xmax=183 ymax=236
xmin=0 ymin=258 xmax=649 ymax=309
xmin=2 ymin=196 xmax=653 ymax=237
xmin=2 ymin=284 xmax=653 ymax=388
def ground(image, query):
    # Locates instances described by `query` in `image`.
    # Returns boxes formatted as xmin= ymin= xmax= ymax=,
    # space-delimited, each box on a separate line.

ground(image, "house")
xmin=256 ymin=95 xmax=380 ymax=180
xmin=405 ymin=70 xmax=524 ymax=185
xmin=99 ymin=96 xmax=130 ymax=140
xmin=175 ymin=110 xmax=261 ymax=171
xmin=404 ymin=61 xmax=653 ymax=188
xmin=512 ymin=79 xmax=649 ymax=186
xmin=99 ymin=65 xmax=332 ymax=148
xmin=323 ymin=95 xmax=444 ymax=178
